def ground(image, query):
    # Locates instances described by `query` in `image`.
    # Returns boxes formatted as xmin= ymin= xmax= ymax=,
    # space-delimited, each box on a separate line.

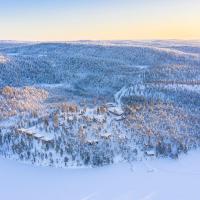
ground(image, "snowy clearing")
xmin=0 ymin=55 xmax=8 ymax=63
xmin=0 ymin=150 xmax=199 ymax=200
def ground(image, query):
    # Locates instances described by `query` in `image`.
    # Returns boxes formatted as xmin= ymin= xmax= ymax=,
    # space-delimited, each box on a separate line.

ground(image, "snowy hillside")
xmin=0 ymin=40 xmax=200 ymax=168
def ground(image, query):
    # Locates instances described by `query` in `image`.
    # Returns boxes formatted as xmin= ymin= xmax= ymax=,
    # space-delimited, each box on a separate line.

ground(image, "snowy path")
xmin=0 ymin=151 xmax=200 ymax=200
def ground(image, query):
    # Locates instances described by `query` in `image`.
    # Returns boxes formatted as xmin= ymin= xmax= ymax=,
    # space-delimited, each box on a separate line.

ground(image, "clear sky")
xmin=0 ymin=0 xmax=200 ymax=41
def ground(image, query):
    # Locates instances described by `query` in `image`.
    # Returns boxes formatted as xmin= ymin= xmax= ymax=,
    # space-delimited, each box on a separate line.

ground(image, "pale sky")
xmin=0 ymin=0 xmax=200 ymax=41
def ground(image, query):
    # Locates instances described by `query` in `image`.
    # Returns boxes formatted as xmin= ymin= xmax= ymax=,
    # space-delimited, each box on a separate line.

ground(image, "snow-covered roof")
xmin=145 ymin=150 xmax=155 ymax=156
xmin=17 ymin=127 xmax=54 ymax=142
xmin=108 ymin=107 xmax=124 ymax=116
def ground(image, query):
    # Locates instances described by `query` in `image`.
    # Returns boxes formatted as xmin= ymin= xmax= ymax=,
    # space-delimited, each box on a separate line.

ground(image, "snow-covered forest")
xmin=0 ymin=40 xmax=200 ymax=167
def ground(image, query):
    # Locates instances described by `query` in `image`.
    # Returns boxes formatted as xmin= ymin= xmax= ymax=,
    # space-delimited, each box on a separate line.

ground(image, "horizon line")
xmin=1 ymin=38 xmax=200 ymax=43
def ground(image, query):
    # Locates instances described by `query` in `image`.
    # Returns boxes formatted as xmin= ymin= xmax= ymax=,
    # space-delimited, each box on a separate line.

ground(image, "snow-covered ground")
xmin=0 ymin=55 xmax=8 ymax=63
xmin=161 ymin=83 xmax=200 ymax=94
xmin=0 ymin=150 xmax=199 ymax=200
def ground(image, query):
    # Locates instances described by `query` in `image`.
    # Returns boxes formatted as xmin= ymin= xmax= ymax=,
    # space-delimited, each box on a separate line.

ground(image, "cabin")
xmin=114 ymin=115 xmax=126 ymax=121
xmin=16 ymin=128 xmax=54 ymax=143
xmin=100 ymin=132 xmax=112 ymax=140
xmin=86 ymin=139 xmax=99 ymax=145
xmin=108 ymin=106 xmax=124 ymax=116
xmin=145 ymin=150 xmax=155 ymax=157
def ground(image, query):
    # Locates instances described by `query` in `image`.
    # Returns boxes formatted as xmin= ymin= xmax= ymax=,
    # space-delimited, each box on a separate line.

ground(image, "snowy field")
xmin=0 ymin=150 xmax=200 ymax=200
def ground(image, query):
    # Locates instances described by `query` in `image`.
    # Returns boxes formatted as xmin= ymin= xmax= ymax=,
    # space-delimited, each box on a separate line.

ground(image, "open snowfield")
xmin=0 ymin=150 xmax=200 ymax=200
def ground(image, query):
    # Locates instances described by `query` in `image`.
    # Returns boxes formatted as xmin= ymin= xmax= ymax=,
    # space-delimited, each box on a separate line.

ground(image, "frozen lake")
xmin=0 ymin=150 xmax=199 ymax=200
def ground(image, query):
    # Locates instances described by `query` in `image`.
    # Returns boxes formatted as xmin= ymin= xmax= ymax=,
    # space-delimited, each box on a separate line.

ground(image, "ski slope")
xmin=0 ymin=150 xmax=199 ymax=200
